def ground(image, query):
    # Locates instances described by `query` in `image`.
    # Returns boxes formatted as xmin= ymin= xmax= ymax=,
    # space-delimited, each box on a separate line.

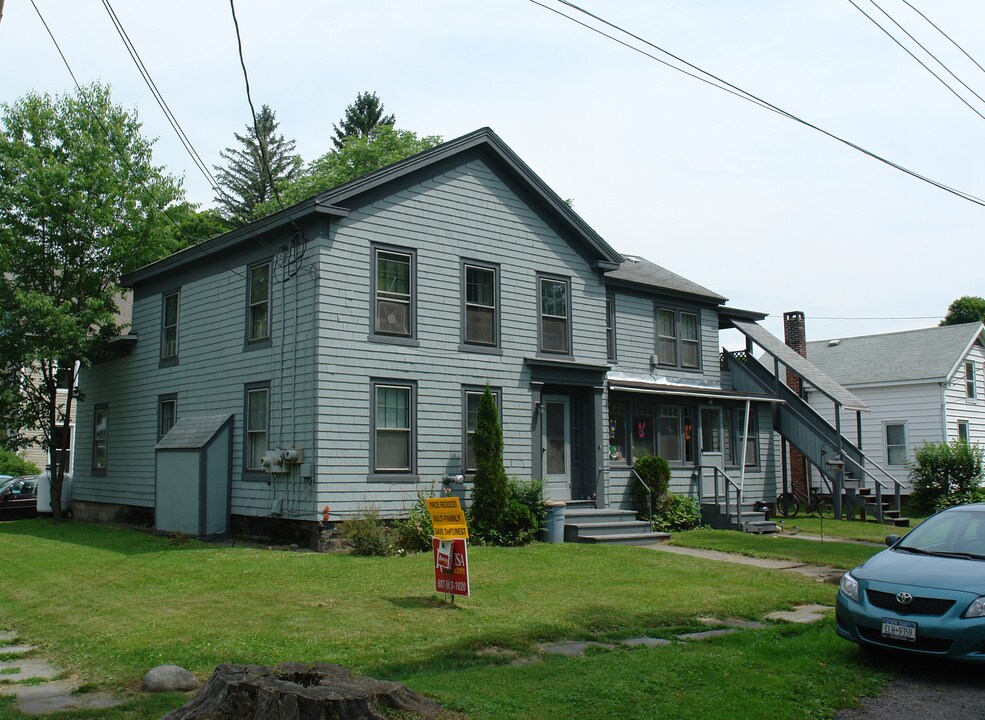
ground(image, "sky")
xmin=1 ymin=0 xmax=983 ymax=347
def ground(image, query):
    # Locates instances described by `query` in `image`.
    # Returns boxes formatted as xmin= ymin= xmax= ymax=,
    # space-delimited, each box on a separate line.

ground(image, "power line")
xmin=900 ymin=0 xmax=985 ymax=79
xmin=27 ymin=0 xmax=245 ymax=280
xmin=849 ymin=0 xmax=985 ymax=122
xmin=534 ymin=0 xmax=985 ymax=208
xmin=99 ymin=0 xmax=223 ymax=194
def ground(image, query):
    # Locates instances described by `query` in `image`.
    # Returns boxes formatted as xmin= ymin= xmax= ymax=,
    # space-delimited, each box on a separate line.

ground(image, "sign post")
xmin=425 ymin=497 xmax=470 ymax=600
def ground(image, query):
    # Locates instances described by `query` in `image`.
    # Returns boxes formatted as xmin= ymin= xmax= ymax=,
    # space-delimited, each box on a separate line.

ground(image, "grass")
xmin=0 ymin=519 xmax=892 ymax=719
xmin=670 ymin=529 xmax=885 ymax=569
xmin=774 ymin=516 xmax=921 ymax=543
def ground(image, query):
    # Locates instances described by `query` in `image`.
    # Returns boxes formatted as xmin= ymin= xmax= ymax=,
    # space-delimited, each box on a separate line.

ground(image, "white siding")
xmin=944 ymin=343 xmax=985 ymax=445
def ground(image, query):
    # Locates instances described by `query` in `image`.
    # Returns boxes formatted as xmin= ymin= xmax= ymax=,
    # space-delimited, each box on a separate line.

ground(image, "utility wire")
xmin=849 ymin=0 xmax=985 ymax=122
xmin=28 ymin=0 xmax=246 ymax=279
xmin=228 ymin=0 xmax=307 ymax=278
xmin=536 ymin=0 xmax=985 ymax=208
xmin=100 ymin=0 xmax=223 ymax=194
xmin=900 ymin=0 xmax=985 ymax=78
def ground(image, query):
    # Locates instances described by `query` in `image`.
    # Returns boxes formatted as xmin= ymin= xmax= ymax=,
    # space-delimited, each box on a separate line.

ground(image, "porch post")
xmin=593 ymin=385 xmax=606 ymax=507
xmin=531 ymin=382 xmax=544 ymax=480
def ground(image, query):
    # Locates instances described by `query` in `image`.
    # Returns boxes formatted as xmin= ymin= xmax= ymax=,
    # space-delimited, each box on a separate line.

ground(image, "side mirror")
xmin=885 ymin=534 xmax=901 ymax=547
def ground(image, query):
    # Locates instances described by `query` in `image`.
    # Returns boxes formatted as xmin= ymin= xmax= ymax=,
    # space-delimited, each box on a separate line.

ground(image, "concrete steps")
xmin=563 ymin=508 xmax=669 ymax=545
xmin=700 ymin=500 xmax=778 ymax=534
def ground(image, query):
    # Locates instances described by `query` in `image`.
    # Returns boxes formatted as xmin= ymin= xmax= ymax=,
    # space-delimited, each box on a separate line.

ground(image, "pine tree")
xmin=331 ymin=91 xmax=395 ymax=149
xmin=213 ymin=105 xmax=301 ymax=225
xmin=469 ymin=385 xmax=510 ymax=537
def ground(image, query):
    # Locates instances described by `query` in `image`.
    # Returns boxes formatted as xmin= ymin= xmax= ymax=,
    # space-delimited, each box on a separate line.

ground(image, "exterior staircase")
xmin=563 ymin=507 xmax=669 ymax=545
xmin=851 ymin=487 xmax=910 ymax=527
xmin=700 ymin=499 xmax=778 ymax=533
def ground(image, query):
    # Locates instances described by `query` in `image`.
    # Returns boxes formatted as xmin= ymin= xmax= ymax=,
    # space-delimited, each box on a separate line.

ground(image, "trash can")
xmin=539 ymin=501 xmax=566 ymax=543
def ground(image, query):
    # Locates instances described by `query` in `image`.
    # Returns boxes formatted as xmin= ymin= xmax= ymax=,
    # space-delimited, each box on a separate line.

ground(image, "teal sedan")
xmin=836 ymin=503 xmax=985 ymax=662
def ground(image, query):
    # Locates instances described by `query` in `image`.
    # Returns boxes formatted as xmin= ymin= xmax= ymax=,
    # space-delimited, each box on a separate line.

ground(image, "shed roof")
xmin=155 ymin=415 xmax=232 ymax=450
xmin=605 ymin=256 xmax=727 ymax=304
xmin=805 ymin=322 xmax=985 ymax=386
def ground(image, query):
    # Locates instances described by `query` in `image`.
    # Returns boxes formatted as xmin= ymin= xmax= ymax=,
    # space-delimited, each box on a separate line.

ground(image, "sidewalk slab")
xmin=766 ymin=604 xmax=833 ymax=624
xmin=0 ymin=631 xmax=17 ymax=643
xmin=0 ymin=645 xmax=34 ymax=656
xmin=677 ymin=628 xmax=738 ymax=641
xmin=0 ymin=659 xmax=61 ymax=682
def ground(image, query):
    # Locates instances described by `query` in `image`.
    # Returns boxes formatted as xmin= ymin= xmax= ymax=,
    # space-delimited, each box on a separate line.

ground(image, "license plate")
xmin=881 ymin=618 xmax=917 ymax=642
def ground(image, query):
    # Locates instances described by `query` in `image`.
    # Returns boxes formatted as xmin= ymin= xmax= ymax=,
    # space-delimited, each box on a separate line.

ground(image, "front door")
xmin=543 ymin=395 xmax=571 ymax=501
xmin=699 ymin=407 xmax=724 ymax=498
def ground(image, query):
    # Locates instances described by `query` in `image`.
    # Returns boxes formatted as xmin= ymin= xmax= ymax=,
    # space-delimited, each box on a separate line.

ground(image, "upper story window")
xmin=92 ymin=404 xmax=109 ymax=472
xmin=464 ymin=263 xmax=497 ymax=346
xmin=245 ymin=384 xmax=269 ymax=472
xmin=656 ymin=307 xmax=701 ymax=369
xmin=885 ymin=422 xmax=907 ymax=466
xmin=374 ymin=248 xmax=414 ymax=338
xmin=373 ymin=382 xmax=415 ymax=473
xmin=605 ymin=296 xmax=616 ymax=362
xmin=248 ymin=262 xmax=271 ymax=342
xmin=539 ymin=276 xmax=570 ymax=355
xmin=161 ymin=290 xmax=179 ymax=360
xmin=966 ymin=362 xmax=977 ymax=399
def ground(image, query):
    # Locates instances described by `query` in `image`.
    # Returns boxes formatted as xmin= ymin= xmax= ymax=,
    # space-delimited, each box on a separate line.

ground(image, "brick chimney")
xmin=783 ymin=311 xmax=808 ymax=494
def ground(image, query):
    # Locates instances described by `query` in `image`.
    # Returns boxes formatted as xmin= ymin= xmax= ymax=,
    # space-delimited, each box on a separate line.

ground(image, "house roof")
xmin=605 ymin=256 xmax=727 ymax=304
xmin=124 ymin=127 xmax=623 ymax=286
xmin=805 ymin=322 xmax=985 ymax=386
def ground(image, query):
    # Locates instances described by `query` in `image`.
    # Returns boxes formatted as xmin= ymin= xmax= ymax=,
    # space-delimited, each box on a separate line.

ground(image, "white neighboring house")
xmin=803 ymin=322 xmax=985 ymax=490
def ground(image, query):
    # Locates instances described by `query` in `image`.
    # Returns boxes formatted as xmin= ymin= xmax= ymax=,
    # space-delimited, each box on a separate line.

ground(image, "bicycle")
xmin=775 ymin=486 xmax=833 ymax=518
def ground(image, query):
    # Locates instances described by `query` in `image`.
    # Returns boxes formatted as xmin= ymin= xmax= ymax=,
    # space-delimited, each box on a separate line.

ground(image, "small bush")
xmin=910 ymin=441 xmax=984 ymax=515
xmin=0 ymin=448 xmax=41 ymax=477
xmin=479 ymin=499 xmax=537 ymax=547
xmin=632 ymin=454 xmax=671 ymax=519
xmin=509 ymin=478 xmax=546 ymax=528
xmin=342 ymin=507 xmax=394 ymax=556
xmin=394 ymin=492 xmax=434 ymax=554
xmin=652 ymin=493 xmax=702 ymax=532
xmin=934 ymin=487 xmax=985 ymax=512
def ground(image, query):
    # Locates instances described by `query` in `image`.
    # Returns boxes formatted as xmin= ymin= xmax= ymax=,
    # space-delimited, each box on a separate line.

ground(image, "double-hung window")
xmin=373 ymin=382 xmax=415 ymax=473
xmin=248 ymin=263 xmax=271 ymax=343
xmin=245 ymin=385 xmax=269 ymax=472
xmin=657 ymin=406 xmax=682 ymax=461
xmin=958 ymin=420 xmax=970 ymax=444
xmin=656 ymin=307 xmax=701 ymax=369
xmin=158 ymin=395 xmax=177 ymax=440
xmin=161 ymin=290 xmax=179 ymax=360
xmin=885 ymin=423 xmax=907 ymax=466
xmin=539 ymin=276 xmax=570 ymax=354
xmin=463 ymin=387 xmax=501 ymax=473
xmin=464 ymin=263 xmax=497 ymax=346
xmin=738 ymin=407 xmax=758 ymax=467
xmin=92 ymin=405 xmax=109 ymax=472
xmin=605 ymin=296 xmax=616 ymax=362
xmin=966 ymin=362 xmax=977 ymax=399
xmin=375 ymin=248 xmax=413 ymax=338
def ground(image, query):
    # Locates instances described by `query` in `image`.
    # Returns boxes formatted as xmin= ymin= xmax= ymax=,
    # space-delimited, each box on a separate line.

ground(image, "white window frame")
xmin=161 ymin=290 xmax=179 ymax=360
xmin=245 ymin=386 xmax=269 ymax=472
xmin=538 ymin=275 xmax=571 ymax=355
xmin=966 ymin=361 xmax=977 ymax=400
xmin=372 ymin=381 xmax=415 ymax=474
xmin=248 ymin=262 xmax=271 ymax=342
xmin=374 ymin=248 xmax=414 ymax=338
xmin=958 ymin=420 xmax=970 ymax=444
xmin=884 ymin=422 xmax=908 ymax=467
xmin=463 ymin=263 xmax=498 ymax=347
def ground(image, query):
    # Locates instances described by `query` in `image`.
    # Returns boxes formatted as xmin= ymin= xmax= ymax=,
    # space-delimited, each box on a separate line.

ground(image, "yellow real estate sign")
xmin=426 ymin=497 xmax=469 ymax=539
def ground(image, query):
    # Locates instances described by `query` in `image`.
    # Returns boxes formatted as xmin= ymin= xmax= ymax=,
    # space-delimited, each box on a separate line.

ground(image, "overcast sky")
xmin=2 ymin=1 xmax=983 ymax=346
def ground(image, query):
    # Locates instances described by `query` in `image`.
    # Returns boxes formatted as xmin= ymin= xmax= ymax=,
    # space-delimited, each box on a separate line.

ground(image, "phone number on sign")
xmin=437 ymin=579 xmax=468 ymax=592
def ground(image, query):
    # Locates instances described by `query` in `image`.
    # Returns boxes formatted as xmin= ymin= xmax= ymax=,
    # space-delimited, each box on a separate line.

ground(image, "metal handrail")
xmin=841 ymin=452 xmax=904 ymax=520
xmin=705 ymin=466 xmax=742 ymax=527
xmin=631 ymin=468 xmax=653 ymax=520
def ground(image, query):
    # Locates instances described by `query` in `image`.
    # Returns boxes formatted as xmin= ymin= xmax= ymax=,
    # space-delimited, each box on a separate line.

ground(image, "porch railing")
xmin=703 ymin=465 xmax=742 ymax=527
xmin=630 ymin=468 xmax=653 ymax=521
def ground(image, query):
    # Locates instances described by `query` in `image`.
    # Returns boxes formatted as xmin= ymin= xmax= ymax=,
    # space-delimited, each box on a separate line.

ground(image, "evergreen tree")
xmin=469 ymin=385 xmax=510 ymax=538
xmin=331 ymin=91 xmax=395 ymax=149
xmin=213 ymin=105 xmax=301 ymax=225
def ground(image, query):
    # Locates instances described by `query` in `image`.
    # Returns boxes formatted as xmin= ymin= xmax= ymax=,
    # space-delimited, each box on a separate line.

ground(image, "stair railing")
xmin=707 ymin=466 xmax=742 ymax=527
xmin=841 ymin=453 xmax=904 ymax=521
xmin=630 ymin=468 xmax=653 ymax=522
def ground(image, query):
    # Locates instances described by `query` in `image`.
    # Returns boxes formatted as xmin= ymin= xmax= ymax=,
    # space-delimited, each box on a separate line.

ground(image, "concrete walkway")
xmin=641 ymin=541 xmax=846 ymax=583
xmin=0 ymin=631 xmax=122 ymax=715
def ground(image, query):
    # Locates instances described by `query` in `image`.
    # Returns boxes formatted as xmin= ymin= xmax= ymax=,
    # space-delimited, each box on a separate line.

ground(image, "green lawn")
xmin=774 ymin=516 xmax=919 ymax=544
xmin=670 ymin=529 xmax=885 ymax=569
xmin=0 ymin=520 xmax=891 ymax=719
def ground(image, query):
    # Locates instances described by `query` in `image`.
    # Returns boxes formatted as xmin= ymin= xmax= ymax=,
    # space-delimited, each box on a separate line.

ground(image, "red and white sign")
xmin=432 ymin=537 xmax=470 ymax=596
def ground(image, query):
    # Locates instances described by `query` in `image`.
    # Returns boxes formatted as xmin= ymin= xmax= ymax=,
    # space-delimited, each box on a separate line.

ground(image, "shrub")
xmin=934 ymin=488 xmax=985 ymax=512
xmin=652 ymin=493 xmax=702 ymax=532
xmin=480 ymin=499 xmax=537 ymax=547
xmin=632 ymin=454 xmax=671 ymax=519
xmin=509 ymin=478 xmax=546 ymax=529
xmin=0 ymin=448 xmax=41 ymax=477
xmin=394 ymin=492 xmax=434 ymax=554
xmin=341 ymin=507 xmax=394 ymax=556
xmin=469 ymin=385 xmax=515 ymax=544
xmin=910 ymin=441 xmax=984 ymax=515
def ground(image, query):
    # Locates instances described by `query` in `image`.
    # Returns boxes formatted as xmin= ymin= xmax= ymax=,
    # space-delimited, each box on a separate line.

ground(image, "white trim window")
xmin=375 ymin=250 xmax=413 ymax=337
xmin=958 ymin=420 xmax=970 ymax=444
xmin=374 ymin=383 xmax=413 ymax=473
xmin=539 ymin=276 xmax=570 ymax=354
xmin=248 ymin=263 xmax=271 ymax=342
xmin=966 ymin=361 xmax=977 ymax=399
xmin=246 ymin=387 xmax=268 ymax=471
xmin=161 ymin=290 xmax=179 ymax=359
xmin=464 ymin=264 xmax=496 ymax=346
xmin=885 ymin=422 xmax=907 ymax=466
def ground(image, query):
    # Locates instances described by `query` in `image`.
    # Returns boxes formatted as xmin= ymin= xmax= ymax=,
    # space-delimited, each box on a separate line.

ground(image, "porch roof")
xmin=607 ymin=376 xmax=784 ymax=404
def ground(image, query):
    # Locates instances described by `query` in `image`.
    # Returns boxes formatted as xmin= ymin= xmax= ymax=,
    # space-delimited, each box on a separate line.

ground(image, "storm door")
xmin=699 ymin=407 xmax=724 ymax=498
xmin=543 ymin=395 xmax=572 ymax=501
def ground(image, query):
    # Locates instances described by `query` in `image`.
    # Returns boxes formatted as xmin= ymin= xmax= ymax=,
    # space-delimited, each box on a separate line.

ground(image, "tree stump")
xmin=162 ymin=662 xmax=444 ymax=720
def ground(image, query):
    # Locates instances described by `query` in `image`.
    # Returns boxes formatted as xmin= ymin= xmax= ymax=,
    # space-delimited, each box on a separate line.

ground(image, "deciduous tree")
xmin=0 ymin=82 xmax=181 ymax=520
xmin=941 ymin=296 xmax=985 ymax=326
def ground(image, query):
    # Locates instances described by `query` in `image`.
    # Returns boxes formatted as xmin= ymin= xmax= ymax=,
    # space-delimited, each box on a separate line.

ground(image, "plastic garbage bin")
xmin=539 ymin=501 xmax=566 ymax=543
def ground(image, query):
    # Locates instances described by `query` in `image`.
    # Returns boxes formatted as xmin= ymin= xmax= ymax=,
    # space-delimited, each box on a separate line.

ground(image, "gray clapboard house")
xmin=72 ymin=128 xmax=867 ymax=539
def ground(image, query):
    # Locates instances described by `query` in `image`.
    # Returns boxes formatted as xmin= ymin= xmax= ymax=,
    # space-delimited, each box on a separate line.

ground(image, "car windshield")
xmin=896 ymin=506 xmax=985 ymax=558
